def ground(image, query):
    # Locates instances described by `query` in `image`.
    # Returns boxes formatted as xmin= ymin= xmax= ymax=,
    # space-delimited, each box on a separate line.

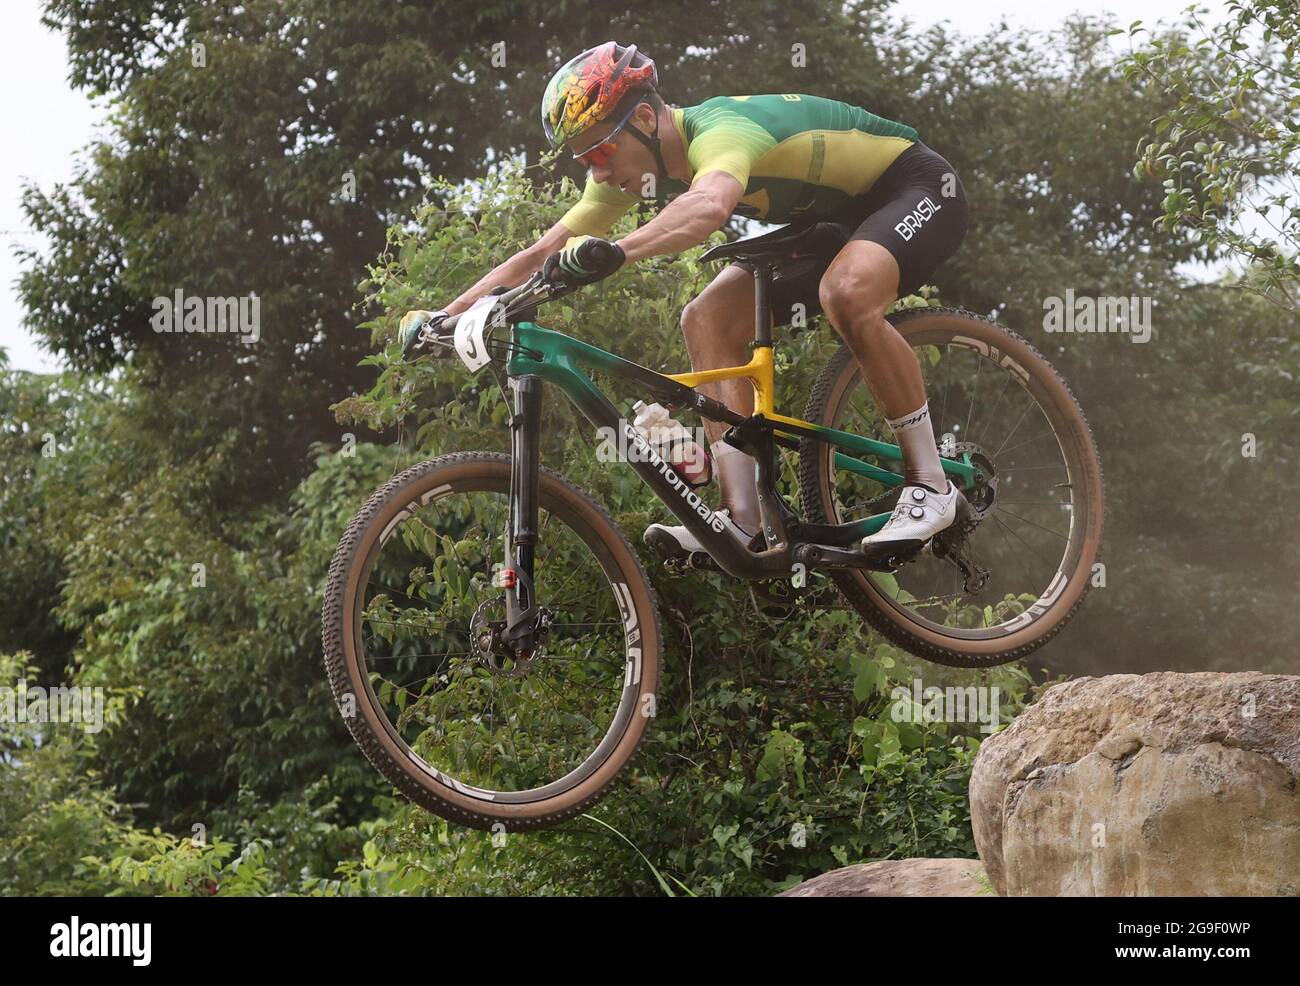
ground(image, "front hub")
xmin=470 ymin=600 xmax=551 ymax=677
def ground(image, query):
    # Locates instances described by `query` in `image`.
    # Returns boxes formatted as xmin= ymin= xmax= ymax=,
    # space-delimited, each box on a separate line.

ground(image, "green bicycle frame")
xmin=504 ymin=318 xmax=976 ymax=581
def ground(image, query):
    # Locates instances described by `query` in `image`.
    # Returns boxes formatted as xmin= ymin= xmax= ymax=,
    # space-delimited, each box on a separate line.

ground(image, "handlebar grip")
xmin=439 ymin=312 xmax=462 ymax=335
xmin=585 ymin=239 xmax=617 ymax=267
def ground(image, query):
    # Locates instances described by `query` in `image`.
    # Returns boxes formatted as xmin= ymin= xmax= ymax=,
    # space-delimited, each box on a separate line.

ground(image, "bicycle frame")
xmin=450 ymin=262 xmax=982 ymax=645
xmin=502 ymin=319 xmax=978 ymax=584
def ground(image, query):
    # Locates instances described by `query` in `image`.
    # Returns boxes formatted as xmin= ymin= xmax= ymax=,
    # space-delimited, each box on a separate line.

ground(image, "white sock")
xmin=712 ymin=440 xmax=760 ymax=534
xmin=885 ymin=402 xmax=949 ymax=493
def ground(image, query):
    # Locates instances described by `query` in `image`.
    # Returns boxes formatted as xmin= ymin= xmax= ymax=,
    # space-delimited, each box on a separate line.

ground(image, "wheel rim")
xmin=819 ymin=323 xmax=1097 ymax=641
xmin=346 ymin=474 xmax=645 ymax=803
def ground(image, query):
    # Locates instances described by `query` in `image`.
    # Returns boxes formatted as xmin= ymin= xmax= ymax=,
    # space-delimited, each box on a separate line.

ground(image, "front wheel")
xmin=797 ymin=307 xmax=1104 ymax=668
xmin=322 ymin=452 xmax=662 ymax=831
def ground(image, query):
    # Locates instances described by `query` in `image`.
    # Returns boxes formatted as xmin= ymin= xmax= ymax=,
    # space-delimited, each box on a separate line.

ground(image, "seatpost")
xmin=751 ymin=263 xmax=773 ymax=347
xmin=744 ymin=261 xmax=790 ymax=550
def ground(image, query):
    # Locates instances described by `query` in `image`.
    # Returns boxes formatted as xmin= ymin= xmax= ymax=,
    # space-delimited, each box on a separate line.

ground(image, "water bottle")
xmin=631 ymin=401 xmax=712 ymax=487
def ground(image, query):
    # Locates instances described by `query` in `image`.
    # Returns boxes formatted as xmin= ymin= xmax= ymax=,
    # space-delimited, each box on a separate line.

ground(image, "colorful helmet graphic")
xmin=541 ymin=42 xmax=658 ymax=147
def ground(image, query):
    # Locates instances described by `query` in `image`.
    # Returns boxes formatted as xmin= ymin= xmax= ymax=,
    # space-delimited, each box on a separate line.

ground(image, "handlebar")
xmin=416 ymin=237 xmax=623 ymax=357
xmin=436 ymin=271 xmax=565 ymax=339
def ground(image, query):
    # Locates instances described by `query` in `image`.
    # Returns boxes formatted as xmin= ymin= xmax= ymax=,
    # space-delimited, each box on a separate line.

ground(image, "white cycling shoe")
xmin=859 ymin=481 xmax=959 ymax=561
xmin=644 ymin=508 xmax=759 ymax=559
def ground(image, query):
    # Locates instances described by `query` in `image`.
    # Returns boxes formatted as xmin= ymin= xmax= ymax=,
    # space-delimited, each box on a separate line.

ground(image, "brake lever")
xmin=414 ymin=274 xmax=565 ymax=359
xmin=500 ymin=273 xmax=570 ymax=321
xmin=414 ymin=316 xmax=455 ymax=357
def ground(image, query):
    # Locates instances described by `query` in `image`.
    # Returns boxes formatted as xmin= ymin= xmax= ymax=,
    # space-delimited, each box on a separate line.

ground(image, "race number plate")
xmin=453 ymin=296 xmax=504 ymax=372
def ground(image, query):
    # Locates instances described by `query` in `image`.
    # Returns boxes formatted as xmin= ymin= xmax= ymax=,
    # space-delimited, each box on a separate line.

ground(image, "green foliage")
xmin=1120 ymin=1 xmax=1300 ymax=312
xmin=6 ymin=1 xmax=1297 ymax=898
xmin=0 ymin=365 xmax=85 ymax=675
xmin=266 ymin=627 xmax=1037 ymax=897
xmin=3 ymin=369 xmax=398 ymax=831
xmin=0 ymin=651 xmax=135 ymax=895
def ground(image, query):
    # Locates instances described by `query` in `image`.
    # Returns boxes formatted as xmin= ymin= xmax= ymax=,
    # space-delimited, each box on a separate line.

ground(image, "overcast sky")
xmin=0 ymin=0 xmax=1220 ymax=373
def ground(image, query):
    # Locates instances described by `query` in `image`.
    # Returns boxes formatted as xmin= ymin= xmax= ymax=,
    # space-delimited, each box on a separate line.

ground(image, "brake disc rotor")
xmin=470 ymin=598 xmax=548 ymax=678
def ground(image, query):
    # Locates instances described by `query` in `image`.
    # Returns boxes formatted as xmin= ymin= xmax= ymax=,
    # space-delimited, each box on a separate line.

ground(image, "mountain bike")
xmin=322 ymin=221 xmax=1104 ymax=830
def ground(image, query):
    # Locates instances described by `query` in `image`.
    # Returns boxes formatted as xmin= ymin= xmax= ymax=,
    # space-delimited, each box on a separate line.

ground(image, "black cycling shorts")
xmin=768 ymin=141 xmax=969 ymax=328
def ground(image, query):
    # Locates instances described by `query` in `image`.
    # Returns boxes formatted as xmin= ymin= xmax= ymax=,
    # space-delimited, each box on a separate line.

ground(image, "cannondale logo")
xmin=623 ymin=424 xmax=726 ymax=533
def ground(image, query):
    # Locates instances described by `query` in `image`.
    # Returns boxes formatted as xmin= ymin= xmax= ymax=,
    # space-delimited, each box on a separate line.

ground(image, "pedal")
xmin=687 ymin=550 xmax=720 ymax=572
xmin=645 ymin=527 xmax=688 ymax=563
xmin=859 ymin=539 xmax=926 ymax=572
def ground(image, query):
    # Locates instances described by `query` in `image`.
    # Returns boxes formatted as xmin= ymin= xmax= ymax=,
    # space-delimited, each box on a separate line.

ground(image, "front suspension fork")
xmin=502 ymin=374 xmax=542 ymax=648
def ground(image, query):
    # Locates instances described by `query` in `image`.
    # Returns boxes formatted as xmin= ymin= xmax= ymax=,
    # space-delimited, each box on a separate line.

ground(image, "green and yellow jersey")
xmin=558 ymin=93 xmax=919 ymax=237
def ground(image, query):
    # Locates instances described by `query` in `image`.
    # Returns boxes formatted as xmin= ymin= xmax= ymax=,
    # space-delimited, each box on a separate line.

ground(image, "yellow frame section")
xmin=665 ymin=348 xmax=816 ymax=432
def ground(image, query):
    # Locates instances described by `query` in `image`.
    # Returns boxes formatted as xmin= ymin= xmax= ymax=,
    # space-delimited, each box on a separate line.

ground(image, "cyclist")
xmin=401 ymin=41 xmax=969 ymax=560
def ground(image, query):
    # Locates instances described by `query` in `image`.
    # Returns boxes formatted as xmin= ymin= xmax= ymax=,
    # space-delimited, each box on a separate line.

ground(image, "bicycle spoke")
xmin=991 ymin=511 xmax=1058 ymax=574
xmin=994 ymin=429 xmax=1060 ymax=458
xmin=991 ymin=513 xmax=1041 ymax=589
xmin=963 ymin=355 xmax=981 ymax=438
xmin=973 ymin=373 xmax=1014 ymax=450
xmin=992 ymin=504 xmax=1070 ymax=542
xmin=991 ymin=398 xmax=1040 ymax=458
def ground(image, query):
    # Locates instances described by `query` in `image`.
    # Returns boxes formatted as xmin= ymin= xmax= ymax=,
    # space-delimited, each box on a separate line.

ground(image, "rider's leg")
xmin=816 ymin=240 xmax=949 ymax=492
xmin=679 ymin=264 xmax=762 ymax=533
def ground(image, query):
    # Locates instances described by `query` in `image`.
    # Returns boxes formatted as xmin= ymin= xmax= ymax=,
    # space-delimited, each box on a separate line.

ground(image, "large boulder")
xmin=971 ymin=672 xmax=1300 ymax=896
xmin=779 ymin=858 xmax=989 ymax=897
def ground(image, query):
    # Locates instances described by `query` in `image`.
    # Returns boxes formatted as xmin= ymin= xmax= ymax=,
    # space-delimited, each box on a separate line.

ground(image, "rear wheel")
xmin=797 ymin=308 xmax=1104 ymax=668
xmin=322 ymin=452 xmax=662 ymax=830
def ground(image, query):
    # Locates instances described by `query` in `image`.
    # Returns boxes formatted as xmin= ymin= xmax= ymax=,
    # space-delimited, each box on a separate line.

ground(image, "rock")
xmin=779 ymin=858 xmax=989 ymax=897
xmin=970 ymin=672 xmax=1300 ymax=896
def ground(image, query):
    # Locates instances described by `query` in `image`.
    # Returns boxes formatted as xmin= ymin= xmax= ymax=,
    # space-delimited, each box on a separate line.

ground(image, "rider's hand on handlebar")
xmin=542 ymin=236 xmax=626 ymax=288
xmin=398 ymin=308 xmax=449 ymax=360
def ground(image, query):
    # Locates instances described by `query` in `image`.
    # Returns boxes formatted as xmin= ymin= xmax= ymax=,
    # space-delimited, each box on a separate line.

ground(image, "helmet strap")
xmin=625 ymin=101 xmax=669 ymax=193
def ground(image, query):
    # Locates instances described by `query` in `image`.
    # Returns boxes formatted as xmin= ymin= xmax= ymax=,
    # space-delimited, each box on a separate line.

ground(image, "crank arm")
xmin=793 ymin=542 xmax=902 ymax=572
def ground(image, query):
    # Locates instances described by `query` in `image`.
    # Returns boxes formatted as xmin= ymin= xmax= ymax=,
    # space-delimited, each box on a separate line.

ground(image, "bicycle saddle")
xmin=700 ymin=221 xmax=851 ymax=264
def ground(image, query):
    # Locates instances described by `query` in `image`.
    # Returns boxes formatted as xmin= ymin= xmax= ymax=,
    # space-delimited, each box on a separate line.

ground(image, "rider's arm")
xmin=443 ymin=220 xmax=574 ymax=316
xmin=444 ymin=175 xmax=643 ymax=313
xmin=614 ymin=171 xmax=744 ymax=264
xmin=616 ymin=101 xmax=774 ymax=264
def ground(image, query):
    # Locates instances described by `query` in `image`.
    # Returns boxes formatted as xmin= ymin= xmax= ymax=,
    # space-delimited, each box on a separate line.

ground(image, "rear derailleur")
xmin=930 ymin=441 xmax=995 ymax=593
xmin=931 ymin=525 xmax=990 ymax=593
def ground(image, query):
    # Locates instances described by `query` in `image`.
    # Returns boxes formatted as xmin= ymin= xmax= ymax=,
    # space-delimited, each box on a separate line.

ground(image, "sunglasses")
xmin=571 ymin=105 xmax=638 ymax=169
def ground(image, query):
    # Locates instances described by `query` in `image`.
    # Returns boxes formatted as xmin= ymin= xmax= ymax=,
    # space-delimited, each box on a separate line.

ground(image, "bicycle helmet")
xmin=541 ymin=42 xmax=658 ymax=147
